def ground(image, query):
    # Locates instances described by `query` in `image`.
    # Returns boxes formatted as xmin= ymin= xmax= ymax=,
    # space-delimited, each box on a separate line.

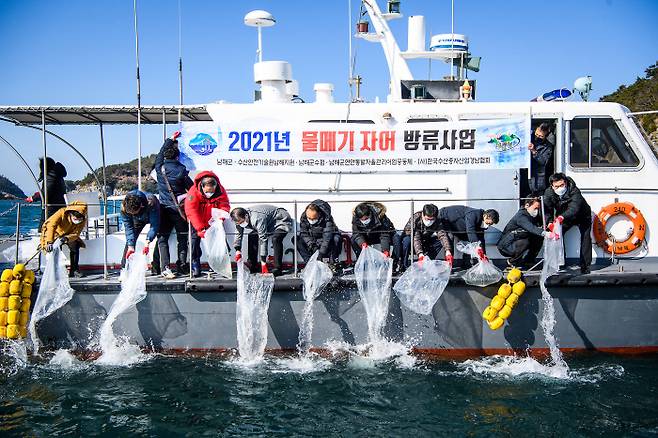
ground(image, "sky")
xmin=0 ymin=0 xmax=657 ymax=194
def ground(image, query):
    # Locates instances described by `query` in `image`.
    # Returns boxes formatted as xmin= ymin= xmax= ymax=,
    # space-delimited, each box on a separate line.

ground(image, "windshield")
xmin=630 ymin=115 xmax=658 ymax=161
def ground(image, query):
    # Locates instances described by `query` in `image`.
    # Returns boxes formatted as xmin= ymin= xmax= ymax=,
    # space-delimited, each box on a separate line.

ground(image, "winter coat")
xmin=529 ymin=133 xmax=554 ymax=194
xmin=39 ymin=158 xmax=67 ymax=215
xmin=497 ymin=208 xmax=544 ymax=252
xmin=121 ymin=190 xmax=160 ymax=247
xmin=543 ymin=176 xmax=591 ymax=224
xmin=299 ymin=199 xmax=341 ymax=257
xmin=154 ymin=138 xmax=193 ymax=210
xmin=234 ymin=204 xmax=293 ymax=258
xmin=351 ymin=202 xmax=396 ymax=252
xmin=403 ymin=211 xmax=452 ymax=255
xmin=40 ymin=201 xmax=88 ymax=248
xmin=184 ymin=170 xmax=231 ymax=233
xmin=438 ymin=205 xmax=486 ymax=252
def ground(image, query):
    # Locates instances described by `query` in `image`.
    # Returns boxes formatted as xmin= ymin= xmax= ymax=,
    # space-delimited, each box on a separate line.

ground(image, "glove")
xmin=59 ymin=236 xmax=68 ymax=245
xmin=547 ymin=222 xmax=555 ymax=232
xmin=126 ymin=248 xmax=135 ymax=260
xmin=382 ymin=250 xmax=390 ymax=258
xmin=556 ymin=216 xmax=564 ymax=224
xmin=261 ymin=262 xmax=269 ymax=274
xmin=197 ymin=229 xmax=206 ymax=239
xmin=172 ymin=130 xmax=181 ymax=140
xmin=546 ymin=231 xmax=560 ymax=241
xmin=446 ymin=253 xmax=454 ymax=267
xmin=418 ymin=254 xmax=425 ymax=266
xmin=143 ymin=245 xmax=150 ymax=255
xmin=476 ymin=247 xmax=486 ymax=261
xmin=361 ymin=242 xmax=368 ymax=249
xmin=45 ymin=243 xmax=53 ymax=252
xmin=235 ymin=251 xmax=242 ymax=262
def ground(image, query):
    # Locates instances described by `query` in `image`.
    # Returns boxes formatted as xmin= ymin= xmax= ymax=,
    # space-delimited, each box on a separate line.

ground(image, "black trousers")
xmin=190 ymin=227 xmax=202 ymax=265
xmin=563 ymin=217 xmax=593 ymax=268
xmin=297 ymin=233 xmax=342 ymax=262
xmin=246 ymin=230 xmax=288 ymax=272
xmin=498 ymin=235 xmax=543 ymax=265
xmin=399 ymin=234 xmax=444 ymax=268
xmin=157 ymin=207 xmax=188 ymax=271
xmin=66 ymin=239 xmax=83 ymax=273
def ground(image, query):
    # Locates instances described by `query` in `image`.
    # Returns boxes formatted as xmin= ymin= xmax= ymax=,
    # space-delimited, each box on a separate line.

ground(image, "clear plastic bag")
xmin=298 ymin=251 xmax=333 ymax=353
xmin=236 ymin=260 xmax=274 ymax=362
xmin=354 ymin=246 xmax=393 ymax=342
xmin=457 ymin=241 xmax=503 ymax=287
xmin=29 ymin=240 xmax=75 ymax=354
xmin=393 ymin=259 xmax=451 ymax=315
xmin=200 ymin=208 xmax=232 ymax=279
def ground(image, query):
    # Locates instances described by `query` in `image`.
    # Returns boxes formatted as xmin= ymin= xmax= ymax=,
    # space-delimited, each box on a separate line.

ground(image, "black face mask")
xmin=534 ymin=135 xmax=545 ymax=145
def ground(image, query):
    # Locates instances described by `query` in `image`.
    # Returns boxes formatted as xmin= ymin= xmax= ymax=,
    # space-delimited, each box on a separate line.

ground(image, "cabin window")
xmin=569 ymin=117 xmax=639 ymax=168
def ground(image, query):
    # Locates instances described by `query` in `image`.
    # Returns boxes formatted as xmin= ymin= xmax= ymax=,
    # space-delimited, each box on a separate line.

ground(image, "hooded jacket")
xmin=351 ymin=202 xmax=396 ymax=252
xmin=121 ymin=190 xmax=160 ymax=247
xmin=438 ymin=205 xmax=486 ymax=252
xmin=529 ymin=133 xmax=554 ymax=194
xmin=403 ymin=211 xmax=452 ymax=255
xmin=40 ymin=201 xmax=88 ymax=248
xmin=542 ymin=176 xmax=591 ymax=224
xmin=154 ymin=138 xmax=194 ymax=210
xmin=497 ymin=208 xmax=544 ymax=253
xmin=184 ymin=170 xmax=231 ymax=232
xmin=299 ymin=199 xmax=340 ymax=257
xmin=233 ymin=204 xmax=293 ymax=258
xmin=39 ymin=157 xmax=67 ymax=215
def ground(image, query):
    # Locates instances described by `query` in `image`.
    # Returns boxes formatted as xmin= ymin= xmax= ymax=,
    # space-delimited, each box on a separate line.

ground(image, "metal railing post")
xmin=188 ymin=221 xmax=193 ymax=279
xmin=14 ymin=203 xmax=21 ymax=265
xmin=41 ymin=110 xmax=48 ymax=220
xmin=540 ymin=196 xmax=547 ymax=230
xmin=293 ymin=200 xmax=298 ymax=277
xmin=410 ymin=199 xmax=415 ymax=263
xmin=100 ymin=123 xmax=108 ymax=279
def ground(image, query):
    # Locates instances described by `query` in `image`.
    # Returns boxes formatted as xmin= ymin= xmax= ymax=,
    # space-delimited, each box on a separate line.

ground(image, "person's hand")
xmin=418 ymin=253 xmax=425 ymax=266
xmin=45 ymin=243 xmax=53 ymax=252
xmin=382 ymin=250 xmax=390 ymax=258
xmin=476 ymin=247 xmax=487 ymax=261
xmin=235 ymin=251 xmax=242 ymax=262
xmin=59 ymin=236 xmax=68 ymax=245
xmin=556 ymin=216 xmax=564 ymax=224
xmin=261 ymin=262 xmax=269 ymax=274
xmin=142 ymin=244 xmax=150 ymax=255
xmin=547 ymin=222 xmax=555 ymax=232
xmin=197 ymin=229 xmax=206 ymax=239
xmin=361 ymin=242 xmax=368 ymax=249
xmin=528 ymin=142 xmax=535 ymax=152
xmin=126 ymin=247 xmax=135 ymax=260
xmin=546 ymin=231 xmax=560 ymax=241
xmin=172 ymin=130 xmax=181 ymax=140
xmin=446 ymin=252 xmax=454 ymax=267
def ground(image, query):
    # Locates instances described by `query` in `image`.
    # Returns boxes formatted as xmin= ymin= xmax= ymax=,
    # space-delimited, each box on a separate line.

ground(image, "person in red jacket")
xmin=184 ymin=170 xmax=230 ymax=276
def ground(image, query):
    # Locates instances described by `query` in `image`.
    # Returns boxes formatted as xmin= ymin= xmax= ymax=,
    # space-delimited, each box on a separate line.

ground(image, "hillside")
xmin=600 ymin=61 xmax=658 ymax=146
xmin=0 ymin=175 xmax=27 ymax=200
xmin=72 ymin=154 xmax=157 ymax=195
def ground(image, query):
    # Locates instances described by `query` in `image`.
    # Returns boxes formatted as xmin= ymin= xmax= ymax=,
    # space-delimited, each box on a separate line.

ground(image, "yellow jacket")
xmin=40 ymin=201 xmax=88 ymax=248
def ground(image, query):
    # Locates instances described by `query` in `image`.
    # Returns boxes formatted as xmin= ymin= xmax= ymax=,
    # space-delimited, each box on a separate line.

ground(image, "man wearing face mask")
xmin=351 ymin=202 xmax=397 ymax=260
xmin=230 ymin=204 xmax=293 ymax=277
xmin=438 ymin=205 xmax=499 ymax=265
xmin=185 ymin=171 xmax=231 ymax=277
xmin=497 ymin=198 xmax=553 ymax=268
xmin=121 ymin=190 xmax=161 ymax=268
xmin=298 ymin=200 xmax=342 ymax=266
xmin=543 ymin=173 xmax=592 ymax=274
xmin=398 ymin=203 xmax=453 ymax=270
xmin=527 ymin=122 xmax=554 ymax=195
xmin=40 ymin=201 xmax=88 ymax=278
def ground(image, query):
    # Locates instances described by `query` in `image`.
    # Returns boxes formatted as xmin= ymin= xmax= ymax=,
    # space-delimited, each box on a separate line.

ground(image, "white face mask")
xmin=481 ymin=221 xmax=490 ymax=229
xmin=528 ymin=209 xmax=539 ymax=218
xmin=71 ymin=216 xmax=84 ymax=225
xmin=308 ymin=218 xmax=319 ymax=225
xmin=239 ymin=222 xmax=249 ymax=228
xmin=360 ymin=218 xmax=371 ymax=226
xmin=204 ymin=191 xmax=214 ymax=198
xmin=554 ymin=186 xmax=567 ymax=197
xmin=422 ymin=218 xmax=435 ymax=227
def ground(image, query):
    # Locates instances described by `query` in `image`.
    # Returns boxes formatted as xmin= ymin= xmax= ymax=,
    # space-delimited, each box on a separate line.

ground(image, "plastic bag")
xmin=200 ymin=208 xmax=232 ymax=279
xmin=542 ymin=222 xmax=565 ymax=277
xmin=29 ymin=240 xmax=75 ymax=354
xmin=457 ymin=241 xmax=503 ymax=287
xmin=354 ymin=246 xmax=393 ymax=342
xmin=394 ymin=259 xmax=451 ymax=315
xmin=236 ymin=260 xmax=274 ymax=362
xmin=298 ymin=251 xmax=333 ymax=353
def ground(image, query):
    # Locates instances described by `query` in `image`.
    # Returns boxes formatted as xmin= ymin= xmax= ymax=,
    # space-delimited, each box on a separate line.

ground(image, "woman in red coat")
xmin=185 ymin=170 xmax=230 ymax=276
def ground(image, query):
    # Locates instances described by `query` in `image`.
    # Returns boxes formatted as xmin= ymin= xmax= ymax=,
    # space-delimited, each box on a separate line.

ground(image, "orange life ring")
xmin=592 ymin=202 xmax=646 ymax=254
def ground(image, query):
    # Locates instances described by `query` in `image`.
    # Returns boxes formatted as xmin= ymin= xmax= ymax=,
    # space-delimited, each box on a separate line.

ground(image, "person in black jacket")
xmin=298 ymin=200 xmax=342 ymax=264
xmin=38 ymin=157 xmax=68 ymax=219
xmin=527 ymin=122 xmax=554 ymax=195
xmin=154 ymin=131 xmax=194 ymax=278
xmin=497 ymin=198 xmax=551 ymax=267
xmin=438 ymin=205 xmax=499 ymax=264
xmin=397 ymin=203 xmax=454 ymax=269
xmin=351 ymin=202 xmax=396 ymax=259
xmin=543 ymin=173 xmax=592 ymax=274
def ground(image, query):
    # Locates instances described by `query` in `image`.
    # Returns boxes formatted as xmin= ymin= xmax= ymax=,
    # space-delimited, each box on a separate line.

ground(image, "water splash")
xmin=96 ymin=251 xmax=148 ymax=366
xmin=0 ymin=340 xmax=28 ymax=377
xmin=235 ymin=260 xmax=274 ymax=364
xmin=297 ymin=253 xmax=333 ymax=355
xmin=354 ymin=247 xmax=393 ymax=344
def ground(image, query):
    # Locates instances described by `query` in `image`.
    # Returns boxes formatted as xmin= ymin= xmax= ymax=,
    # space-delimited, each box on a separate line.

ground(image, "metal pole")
xmin=410 ymin=199 xmax=415 ymax=262
xmin=100 ymin=123 xmax=108 ymax=279
xmin=134 ymin=0 xmax=143 ymax=191
xmin=14 ymin=203 xmax=21 ymax=265
xmin=41 ymin=110 xmax=48 ymax=219
xmin=178 ymin=0 xmax=183 ymax=124
xmin=162 ymin=109 xmax=167 ymax=141
xmin=540 ymin=196 xmax=547 ymax=231
xmin=0 ymin=135 xmax=43 ymax=200
xmin=293 ymin=200 xmax=298 ymax=277
xmin=257 ymin=26 xmax=263 ymax=63
xmin=188 ymin=221 xmax=193 ymax=279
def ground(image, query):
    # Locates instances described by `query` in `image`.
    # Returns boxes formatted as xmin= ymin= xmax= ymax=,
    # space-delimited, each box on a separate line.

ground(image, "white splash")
xmin=236 ymin=260 xmax=274 ymax=364
xmin=297 ymin=252 xmax=333 ymax=354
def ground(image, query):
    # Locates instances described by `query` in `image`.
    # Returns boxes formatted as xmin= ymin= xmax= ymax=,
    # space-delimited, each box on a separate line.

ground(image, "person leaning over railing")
xmin=395 ymin=203 xmax=453 ymax=272
xmin=121 ymin=190 xmax=161 ymax=267
xmin=437 ymin=205 xmax=499 ymax=268
xmin=184 ymin=171 xmax=230 ymax=277
xmin=298 ymin=199 xmax=342 ymax=271
xmin=351 ymin=202 xmax=397 ymax=264
xmin=40 ymin=200 xmax=88 ymax=278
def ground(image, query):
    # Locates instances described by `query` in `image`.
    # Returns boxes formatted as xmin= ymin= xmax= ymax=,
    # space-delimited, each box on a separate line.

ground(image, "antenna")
xmin=244 ymin=10 xmax=276 ymax=63
xmin=178 ymin=0 xmax=183 ymax=123
xmin=133 ymin=0 xmax=142 ymax=190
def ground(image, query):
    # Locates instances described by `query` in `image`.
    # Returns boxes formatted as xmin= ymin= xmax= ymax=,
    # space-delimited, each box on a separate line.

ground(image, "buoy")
xmin=512 ymin=281 xmax=526 ymax=297
xmin=7 ymin=310 xmax=20 ymax=325
xmin=506 ymin=293 xmax=519 ymax=309
xmin=0 ymin=281 xmax=9 ymax=296
xmin=491 ymin=295 xmax=506 ymax=311
xmin=497 ymin=283 xmax=512 ymax=299
xmin=9 ymin=280 xmax=21 ymax=295
xmin=1 ymin=269 xmax=13 ymax=282
xmin=498 ymin=305 xmax=513 ymax=320
xmin=6 ymin=324 xmax=19 ymax=339
xmin=507 ymin=268 xmax=522 ymax=284
xmin=8 ymin=295 xmax=21 ymax=311
xmin=0 ymin=310 xmax=6 ymax=326
xmin=488 ymin=317 xmax=505 ymax=330
xmin=19 ymin=312 xmax=29 ymax=326
xmin=18 ymin=326 xmax=27 ymax=338
xmin=0 ymin=297 xmax=8 ymax=311
xmin=12 ymin=264 xmax=25 ymax=280
xmin=0 ymin=326 xmax=6 ymax=339
xmin=483 ymin=273 xmax=527 ymax=330
xmin=23 ymin=270 xmax=35 ymax=285
xmin=482 ymin=306 xmax=498 ymax=321
xmin=20 ymin=299 xmax=30 ymax=313
xmin=21 ymin=283 xmax=32 ymax=298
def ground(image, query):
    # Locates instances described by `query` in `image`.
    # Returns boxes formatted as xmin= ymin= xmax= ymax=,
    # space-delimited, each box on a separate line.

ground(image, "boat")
xmin=1 ymin=0 xmax=657 ymax=357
